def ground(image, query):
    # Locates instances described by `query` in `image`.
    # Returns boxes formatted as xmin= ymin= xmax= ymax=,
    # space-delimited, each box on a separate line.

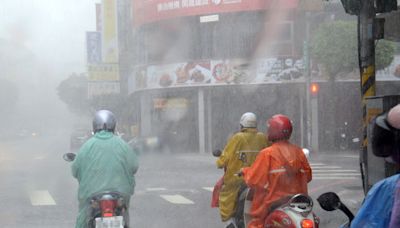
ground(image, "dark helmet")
xmin=267 ymin=114 xmax=293 ymax=142
xmin=92 ymin=110 xmax=116 ymax=133
xmin=371 ymin=105 xmax=400 ymax=163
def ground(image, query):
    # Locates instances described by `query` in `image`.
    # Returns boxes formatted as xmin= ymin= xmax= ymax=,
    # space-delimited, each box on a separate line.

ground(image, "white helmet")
xmin=240 ymin=112 xmax=257 ymax=128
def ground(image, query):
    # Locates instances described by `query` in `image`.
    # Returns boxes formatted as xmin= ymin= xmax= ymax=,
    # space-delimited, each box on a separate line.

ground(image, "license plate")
xmin=95 ymin=216 xmax=124 ymax=228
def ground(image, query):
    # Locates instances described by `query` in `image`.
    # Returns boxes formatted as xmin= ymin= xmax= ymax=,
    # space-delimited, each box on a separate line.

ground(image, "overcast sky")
xmin=0 ymin=0 xmax=98 ymax=77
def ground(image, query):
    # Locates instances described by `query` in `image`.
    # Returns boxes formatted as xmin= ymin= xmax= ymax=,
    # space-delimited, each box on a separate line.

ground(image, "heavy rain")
xmin=1 ymin=0 xmax=400 ymax=228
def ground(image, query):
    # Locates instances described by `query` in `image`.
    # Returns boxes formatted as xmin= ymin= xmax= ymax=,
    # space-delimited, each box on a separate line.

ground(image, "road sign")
xmin=86 ymin=32 xmax=102 ymax=64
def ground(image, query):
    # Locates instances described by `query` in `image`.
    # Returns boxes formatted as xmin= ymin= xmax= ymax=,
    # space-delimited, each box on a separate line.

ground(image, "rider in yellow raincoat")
xmin=216 ymin=112 xmax=268 ymax=227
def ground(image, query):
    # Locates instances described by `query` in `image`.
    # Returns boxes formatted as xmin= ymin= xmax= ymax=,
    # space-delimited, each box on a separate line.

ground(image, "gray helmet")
xmin=240 ymin=112 xmax=257 ymax=128
xmin=92 ymin=110 xmax=116 ymax=133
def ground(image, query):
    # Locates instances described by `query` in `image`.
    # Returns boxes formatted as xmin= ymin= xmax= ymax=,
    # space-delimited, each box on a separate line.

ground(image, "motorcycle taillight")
xmin=301 ymin=219 xmax=314 ymax=228
xmin=100 ymin=199 xmax=117 ymax=217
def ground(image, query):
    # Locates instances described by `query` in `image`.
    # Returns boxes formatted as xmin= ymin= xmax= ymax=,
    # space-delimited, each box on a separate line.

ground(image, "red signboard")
xmin=133 ymin=0 xmax=299 ymax=26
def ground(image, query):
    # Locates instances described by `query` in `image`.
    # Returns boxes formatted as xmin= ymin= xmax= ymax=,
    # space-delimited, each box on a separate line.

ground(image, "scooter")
xmin=212 ymin=149 xmax=319 ymax=228
xmin=233 ymin=184 xmax=319 ymax=228
xmin=63 ymin=153 xmax=128 ymax=228
xmin=317 ymin=192 xmax=354 ymax=228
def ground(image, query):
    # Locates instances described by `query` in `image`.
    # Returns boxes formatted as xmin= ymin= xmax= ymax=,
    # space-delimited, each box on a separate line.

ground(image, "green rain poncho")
xmin=72 ymin=131 xmax=139 ymax=228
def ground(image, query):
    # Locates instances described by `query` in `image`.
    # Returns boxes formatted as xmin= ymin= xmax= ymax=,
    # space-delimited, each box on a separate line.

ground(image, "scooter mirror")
xmin=317 ymin=192 xmax=341 ymax=211
xmin=63 ymin=153 xmax=76 ymax=162
xmin=212 ymin=149 xmax=222 ymax=157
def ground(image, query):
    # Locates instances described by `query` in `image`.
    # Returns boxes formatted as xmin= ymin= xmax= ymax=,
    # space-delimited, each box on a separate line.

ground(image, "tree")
xmin=57 ymin=73 xmax=89 ymax=114
xmin=311 ymin=20 xmax=395 ymax=78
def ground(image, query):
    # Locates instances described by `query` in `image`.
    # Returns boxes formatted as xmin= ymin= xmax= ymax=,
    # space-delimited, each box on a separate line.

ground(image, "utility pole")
xmin=304 ymin=12 xmax=312 ymax=151
xmin=340 ymin=0 xmax=397 ymax=193
xmin=359 ymin=0 xmax=376 ymax=194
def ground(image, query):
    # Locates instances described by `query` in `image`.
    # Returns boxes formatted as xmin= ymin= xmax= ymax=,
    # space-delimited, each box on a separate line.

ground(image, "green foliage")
xmin=376 ymin=40 xmax=396 ymax=70
xmin=311 ymin=20 xmax=395 ymax=78
xmin=57 ymin=73 xmax=89 ymax=114
xmin=57 ymin=73 xmax=131 ymax=122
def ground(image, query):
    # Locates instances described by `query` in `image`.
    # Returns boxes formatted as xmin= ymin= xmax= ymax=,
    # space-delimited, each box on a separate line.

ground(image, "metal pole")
xmin=198 ymin=89 xmax=206 ymax=154
xmin=359 ymin=0 xmax=376 ymax=194
xmin=311 ymin=97 xmax=319 ymax=153
xmin=300 ymin=87 xmax=305 ymax=148
xmin=207 ymin=90 xmax=213 ymax=153
xmin=304 ymin=12 xmax=312 ymax=150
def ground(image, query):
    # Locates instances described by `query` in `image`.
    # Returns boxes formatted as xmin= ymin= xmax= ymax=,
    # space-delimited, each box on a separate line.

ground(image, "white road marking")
xmin=310 ymin=163 xmax=326 ymax=166
xmin=313 ymin=170 xmax=358 ymax=173
xmin=313 ymin=177 xmax=359 ymax=180
xmin=337 ymin=190 xmax=353 ymax=197
xmin=202 ymin=187 xmax=214 ymax=192
xmin=146 ymin=187 xmax=167 ymax=191
xmin=313 ymin=173 xmax=361 ymax=176
xmin=311 ymin=166 xmax=342 ymax=169
xmin=29 ymin=190 xmax=56 ymax=206
xmin=34 ymin=156 xmax=45 ymax=160
xmin=160 ymin=194 xmax=194 ymax=204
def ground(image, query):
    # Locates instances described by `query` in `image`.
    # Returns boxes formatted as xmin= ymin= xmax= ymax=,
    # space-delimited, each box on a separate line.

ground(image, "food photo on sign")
xmin=147 ymin=62 xmax=213 ymax=88
xmin=256 ymin=58 xmax=305 ymax=82
xmin=211 ymin=61 xmax=234 ymax=83
xmin=188 ymin=62 xmax=212 ymax=84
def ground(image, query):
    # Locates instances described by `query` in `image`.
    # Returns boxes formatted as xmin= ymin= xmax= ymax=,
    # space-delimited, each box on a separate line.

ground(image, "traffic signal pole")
xmin=359 ymin=0 xmax=376 ymax=193
xmin=304 ymin=12 xmax=312 ymax=151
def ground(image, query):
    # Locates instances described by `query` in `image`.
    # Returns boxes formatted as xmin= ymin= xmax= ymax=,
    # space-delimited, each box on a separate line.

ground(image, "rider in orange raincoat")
xmin=241 ymin=114 xmax=312 ymax=228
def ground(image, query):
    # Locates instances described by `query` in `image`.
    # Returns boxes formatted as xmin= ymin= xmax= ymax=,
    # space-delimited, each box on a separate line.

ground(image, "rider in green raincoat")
xmin=72 ymin=110 xmax=139 ymax=228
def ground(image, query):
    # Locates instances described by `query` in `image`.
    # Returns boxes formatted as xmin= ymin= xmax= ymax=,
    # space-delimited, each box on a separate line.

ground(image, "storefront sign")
xmin=86 ymin=32 xmax=102 ymax=64
xmin=147 ymin=61 xmax=213 ymax=88
xmin=102 ymin=0 xmax=119 ymax=62
xmin=88 ymin=81 xmax=120 ymax=98
xmin=153 ymin=98 xmax=188 ymax=109
xmin=136 ymin=58 xmax=304 ymax=90
xmin=88 ymin=63 xmax=120 ymax=81
xmin=132 ymin=0 xmax=299 ymax=26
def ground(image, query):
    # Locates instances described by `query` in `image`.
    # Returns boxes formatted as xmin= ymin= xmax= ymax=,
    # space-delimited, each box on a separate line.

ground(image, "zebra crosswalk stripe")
xmin=160 ymin=194 xmax=194 ymax=204
xmin=202 ymin=187 xmax=214 ymax=192
xmin=29 ymin=190 xmax=56 ymax=206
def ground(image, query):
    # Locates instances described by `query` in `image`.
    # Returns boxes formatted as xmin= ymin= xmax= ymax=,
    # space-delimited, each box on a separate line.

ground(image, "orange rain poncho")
xmin=242 ymin=140 xmax=312 ymax=228
xmin=216 ymin=128 xmax=268 ymax=221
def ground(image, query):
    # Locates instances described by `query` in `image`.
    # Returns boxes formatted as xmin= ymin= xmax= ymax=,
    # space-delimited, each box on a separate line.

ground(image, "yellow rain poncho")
xmin=216 ymin=128 xmax=268 ymax=221
xmin=72 ymin=131 xmax=139 ymax=228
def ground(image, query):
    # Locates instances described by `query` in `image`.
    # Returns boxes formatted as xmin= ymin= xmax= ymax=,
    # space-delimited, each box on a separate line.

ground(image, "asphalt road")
xmin=0 ymin=134 xmax=363 ymax=228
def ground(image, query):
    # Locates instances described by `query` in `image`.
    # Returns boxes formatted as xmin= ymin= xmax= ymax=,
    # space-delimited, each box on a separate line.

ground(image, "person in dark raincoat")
xmin=351 ymin=104 xmax=400 ymax=228
xmin=72 ymin=110 xmax=139 ymax=228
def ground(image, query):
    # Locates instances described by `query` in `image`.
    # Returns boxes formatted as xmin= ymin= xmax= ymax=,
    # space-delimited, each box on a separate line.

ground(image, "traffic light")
xmin=340 ymin=0 xmax=398 ymax=15
xmin=340 ymin=0 xmax=361 ymax=15
xmin=310 ymin=83 xmax=319 ymax=97
xmin=376 ymin=0 xmax=398 ymax=13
